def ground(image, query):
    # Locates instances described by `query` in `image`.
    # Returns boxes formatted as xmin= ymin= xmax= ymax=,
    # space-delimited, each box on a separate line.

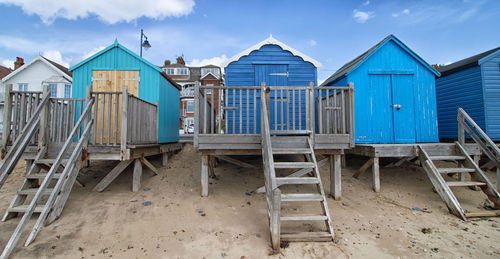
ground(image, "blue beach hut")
xmin=223 ymin=35 xmax=321 ymax=133
xmin=436 ymin=47 xmax=500 ymax=141
xmin=69 ymin=40 xmax=180 ymax=143
xmin=322 ymin=35 xmax=440 ymax=144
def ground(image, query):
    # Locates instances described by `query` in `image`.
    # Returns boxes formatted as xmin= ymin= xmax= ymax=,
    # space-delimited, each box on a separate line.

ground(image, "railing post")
xmin=262 ymin=82 xmax=269 ymax=124
xmin=1 ymin=84 xmax=12 ymax=155
xmin=83 ymin=85 xmax=92 ymax=153
xmin=120 ymin=86 xmax=129 ymax=160
xmin=194 ymin=82 xmax=200 ymax=147
xmin=457 ymin=108 xmax=465 ymax=145
xmin=309 ymin=82 xmax=315 ymax=138
xmin=37 ymin=84 xmax=50 ymax=151
xmin=155 ymin=100 xmax=159 ymax=143
xmin=348 ymin=82 xmax=355 ymax=147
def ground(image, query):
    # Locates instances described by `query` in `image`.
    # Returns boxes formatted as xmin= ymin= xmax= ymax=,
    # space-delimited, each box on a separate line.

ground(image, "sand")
xmin=0 ymin=143 xmax=499 ymax=258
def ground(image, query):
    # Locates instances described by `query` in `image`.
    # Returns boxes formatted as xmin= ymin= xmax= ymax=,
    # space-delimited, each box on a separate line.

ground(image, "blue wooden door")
xmin=255 ymin=65 xmax=288 ymax=131
xmin=370 ymin=74 xmax=394 ymax=143
xmin=391 ymin=74 xmax=416 ymax=143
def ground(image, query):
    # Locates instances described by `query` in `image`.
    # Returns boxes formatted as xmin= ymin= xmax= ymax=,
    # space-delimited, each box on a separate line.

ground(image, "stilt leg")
xmin=497 ymin=168 xmax=500 ymax=192
xmin=330 ymin=155 xmax=342 ymax=200
xmin=162 ymin=152 xmax=168 ymax=167
xmin=132 ymin=159 xmax=142 ymax=192
xmin=271 ymin=188 xmax=281 ymax=251
xmin=201 ymin=154 xmax=209 ymax=197
xmin=373 ymin=157 xmax=380 ymax=192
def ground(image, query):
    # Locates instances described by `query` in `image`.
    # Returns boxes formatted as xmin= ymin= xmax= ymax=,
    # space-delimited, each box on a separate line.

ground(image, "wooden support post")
xmin=120 ymin=86 xmax=129 ymax=160
xmin=497 ymin=168 xmax=500 ymax=192
xmin=330 ymin=154 xmax=342 ymax=200
xmin=1 ymin=84 xmax=12 ymax=156
xmin=271 ymin=188 xmax=281 ymax=251
xmin=162 ymin=152 xmax=168 ymax=167
xmin=132 ymin=159 xmax=142 ymax=192
xmin=373 ymin=157 xmax=380 ymax=192
xmin=38 ymin=84 xmax=50 ymax=151
xmin=93 ymin=160 xmax=133 ymax=192
xmin=341 ymin=154 xmax=346 ymax=169
xmin=353 ymin=158 xmax=373 ymax=179
xmin=140 ymin=157 xmax=158 ymax=175
xmin=208 ymin=156 xmax=216 ymax=178
xmin=82 ymin=85 xmax=92 ymax=155
xmin=201 ymin=154 xmax=209 ymax=197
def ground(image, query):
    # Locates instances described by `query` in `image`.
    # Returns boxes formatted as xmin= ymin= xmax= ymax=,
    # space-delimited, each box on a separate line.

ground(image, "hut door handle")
xmin=392 ymin=104 xmax=402 ymax=109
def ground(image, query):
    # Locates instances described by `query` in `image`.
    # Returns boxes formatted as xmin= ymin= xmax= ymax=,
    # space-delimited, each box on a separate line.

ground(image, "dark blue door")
xmin=255 ymin=65 xmax=289 ymax=131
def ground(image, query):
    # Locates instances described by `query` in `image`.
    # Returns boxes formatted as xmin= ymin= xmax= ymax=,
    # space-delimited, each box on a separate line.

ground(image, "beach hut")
xmin=69 ymin=40 xmax=180 ymax=143
xmin=436 ymin=47 xmax=500 ymax=141
xmin=223 ymin=35 xmax=321 ymax=133
xmin=322 ymin=35 xmax=440 ymax=144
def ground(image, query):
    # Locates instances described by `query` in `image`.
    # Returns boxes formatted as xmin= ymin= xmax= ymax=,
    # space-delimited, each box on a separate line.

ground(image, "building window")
xmin=49 ymin=83 xmax=57 ymax=97
xmin=201 ymin=67 xmax=220 ymax=77
xmin=186 ymin=100 xmax=194 ymax=113
xmin=165 ymin=68 xmax=175 ymax=75
xmin=18 ymin=83 xmax=28 ymax=91
xmin=178 ymin=68 xmax=189 ymax=75
xmin=205 ymin=84 xmax=213 ymax=94
xmin=64 ymin=84 xmax=71 ymax=98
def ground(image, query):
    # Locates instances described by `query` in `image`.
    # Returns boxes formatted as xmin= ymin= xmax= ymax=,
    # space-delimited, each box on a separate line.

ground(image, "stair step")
xmin=281 ymin=193 xmax=324 ymax=202
xmin=280 ymin=215 xmax=327 ymax=221
xmin=18 ymin=188 xmax=54 ymax=195
xmin=8 ymin=205 xmax=45 ymax=213
xmin=281 ymin=231 xmax=332 ymax=242
xmin=274 ymin=162 xmax=315 ymax=169
xmin=438 ymin=168 xmax=476 ymax=173
xmin=36 ymin=158 xmax=68 ymax=164
xmin=446 ymin=181 xmax=487 ymax=187
xmin=272 ymin=148 xmax=311 ymax=155
xmin=429 ymin=156 xmax=465 ymax=161
xmin=275 ymin=177 xmax=319 ymax=185
xmin=27 ymin=173 xmax=62 ymax=179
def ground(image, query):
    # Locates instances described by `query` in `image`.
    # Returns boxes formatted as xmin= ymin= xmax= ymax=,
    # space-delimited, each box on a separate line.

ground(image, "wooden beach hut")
xmin=322 ymin=34 xmax=440 ymax=144
xmin=70 ymin=39 xmax=181 ymax=143
xmin=436 ymin=47 xmax=500 ymax=141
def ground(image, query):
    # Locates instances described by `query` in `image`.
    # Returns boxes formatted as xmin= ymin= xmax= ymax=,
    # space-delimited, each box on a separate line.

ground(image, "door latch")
xmin=392 ymin=104 xmax=402 ymax=109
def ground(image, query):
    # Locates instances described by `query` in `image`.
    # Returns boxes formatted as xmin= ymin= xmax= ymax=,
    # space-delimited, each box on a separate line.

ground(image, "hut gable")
xmin=323 ymin=35 xmax=439 ymax=144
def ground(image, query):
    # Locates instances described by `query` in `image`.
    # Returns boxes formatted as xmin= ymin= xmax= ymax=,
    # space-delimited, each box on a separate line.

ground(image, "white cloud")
xmin=70 ymin=46 xmax=106 ymax=66
xmin=42 ymin=50 xmax=70 ymax=67
xmin=392 ymin=8 xmax=410 ymax=17
xmin=353 ymin=9 xmax=374 ymax=23
xmin=362 ymin=0 xmax=370 ymax=6
xmin=0 ymin=0 xmax=195 ymax=24
xmin=1 ymin=58 xmax=14 ymax=69
xmin=308 ymin=40 xmax=317 ymax=47
xmin=188 ymin=55 xmax=229 ymax=71
xmin=444 ymin=61 xmax=452 ymax=65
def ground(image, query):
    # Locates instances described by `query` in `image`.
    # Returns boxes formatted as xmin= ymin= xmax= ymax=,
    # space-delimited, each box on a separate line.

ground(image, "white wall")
xmin=2 ymin=59 xmax=71 ymax=98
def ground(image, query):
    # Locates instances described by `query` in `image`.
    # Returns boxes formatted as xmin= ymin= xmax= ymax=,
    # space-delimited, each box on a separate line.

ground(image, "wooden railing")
xmin=194 ymin=83 xmax=355 ymax=143
xmin=48 ymin=98 xmax=87 ymax=143
xmin=125 ymin=92 xmax=158 ymax=145
xmin=316 ymin=84 xmax=354 ymax=136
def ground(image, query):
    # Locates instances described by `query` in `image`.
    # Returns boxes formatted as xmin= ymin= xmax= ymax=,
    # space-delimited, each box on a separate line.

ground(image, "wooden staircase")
xmin=417 ymin=108 xmax=500 ymax=220
xmin=260 ymin=85 xmax=333 ymax=250
xmin=0 ymin=89 xmax=94 ymax=259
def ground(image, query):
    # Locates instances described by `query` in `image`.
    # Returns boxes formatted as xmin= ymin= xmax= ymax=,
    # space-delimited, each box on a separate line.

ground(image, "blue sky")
xmin=0 ymin=0 xmax=499 ymax=83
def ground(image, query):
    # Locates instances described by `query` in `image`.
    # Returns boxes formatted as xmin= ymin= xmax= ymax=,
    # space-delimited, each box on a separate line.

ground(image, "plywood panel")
xmin=92 ymin=70 xmax=139 ymax=144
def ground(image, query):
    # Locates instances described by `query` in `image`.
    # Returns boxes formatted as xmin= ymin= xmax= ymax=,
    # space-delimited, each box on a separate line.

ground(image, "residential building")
xmin=0 ymin=56 xmax=72 ymax=132
xmin=160 ymin=56 xmax=223 ymax=132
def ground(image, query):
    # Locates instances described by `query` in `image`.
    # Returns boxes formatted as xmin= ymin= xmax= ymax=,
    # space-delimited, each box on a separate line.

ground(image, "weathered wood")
xmin=330 ymin=154 xmax=342 ymax=200
xmin=271 ymin=188 xmax=281 ymax=251
xmin=213 ymin=155 xmax=257 ymax=169
xmin=162 ymin=152 xmax=168 ymax=167
xmin=372 ymin=157 xmax=380 ymax=192
xmin=93 ymin=160 xmax=134 ymax=192
xmin=140 ymin=157 xmax=158 ymax=175
xmin=132 ymin=159 xmax=142 ymax=192
xmin=120 ymin=86 xmax=128 ymax=160
xmin=353 ymin=158 xmax=373 ymax=179
xmin=1 ymin=84 xmax=13 ymax=153
xmin=465 ymin=211 xmax=500 ymax=217
xmin=201 ymin=154 xmax=209 ymax=197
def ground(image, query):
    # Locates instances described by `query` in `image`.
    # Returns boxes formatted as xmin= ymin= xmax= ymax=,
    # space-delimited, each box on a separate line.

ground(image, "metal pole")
xmin=140 ymin=29 xmax=143 ymax=57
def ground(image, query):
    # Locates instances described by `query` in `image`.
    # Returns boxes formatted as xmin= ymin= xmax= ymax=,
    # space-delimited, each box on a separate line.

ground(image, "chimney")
xmin=164 ymin=59 xmax=171 ymax=66
xmin=176 ymin=56 xmax=185 ymax=66
xmin=14 ymin=57 xmax=24 ymax=70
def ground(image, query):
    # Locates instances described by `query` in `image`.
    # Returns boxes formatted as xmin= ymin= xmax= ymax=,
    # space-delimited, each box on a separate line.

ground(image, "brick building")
xmin=160 ymin=57 xmax=223 ymax=132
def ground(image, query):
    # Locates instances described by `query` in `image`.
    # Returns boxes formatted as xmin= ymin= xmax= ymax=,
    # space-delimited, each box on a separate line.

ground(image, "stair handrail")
xmin=0 ymin=88 xmax=50 ymax=189
xmin=457 ymin=108 xmax=500 ymax=167
xmin=260 ymin=82 xmax=277 ymax=191
xmin=0 ymin=97 xmax=94 ymax=259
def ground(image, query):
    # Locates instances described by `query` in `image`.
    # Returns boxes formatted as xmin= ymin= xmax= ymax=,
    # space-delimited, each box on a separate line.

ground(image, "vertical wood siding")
xmin=481 ymin=52 xmax=500 ymax=140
